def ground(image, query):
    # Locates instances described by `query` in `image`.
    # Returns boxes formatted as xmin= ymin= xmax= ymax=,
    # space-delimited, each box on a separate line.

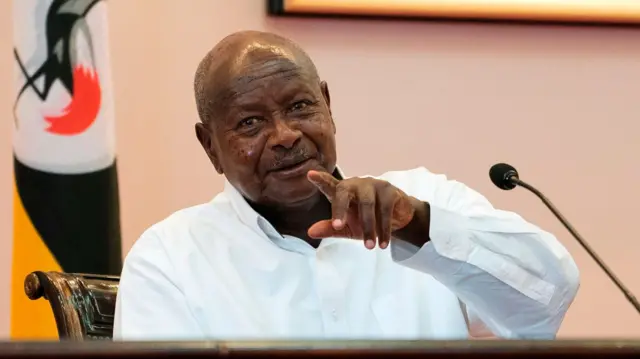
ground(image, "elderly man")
xmin=113 ymin=31 xmax=579 ymax=341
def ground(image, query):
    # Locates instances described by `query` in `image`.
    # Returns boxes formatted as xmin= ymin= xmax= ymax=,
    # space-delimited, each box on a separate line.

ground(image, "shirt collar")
xmin=223 ymin=166 xmax=346 ymax=241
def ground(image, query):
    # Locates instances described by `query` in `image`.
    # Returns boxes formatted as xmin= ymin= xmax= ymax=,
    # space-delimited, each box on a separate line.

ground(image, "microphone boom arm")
xmin=512 ymin=177 xmax=640 ymax=314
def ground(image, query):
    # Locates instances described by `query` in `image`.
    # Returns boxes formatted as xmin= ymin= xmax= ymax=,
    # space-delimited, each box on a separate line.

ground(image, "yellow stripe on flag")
xmin=10 ymin=181 xmax=61 ymax=340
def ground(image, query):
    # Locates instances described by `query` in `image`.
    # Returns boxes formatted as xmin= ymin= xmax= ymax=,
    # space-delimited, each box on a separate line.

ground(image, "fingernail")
xmin=332 ymin=219 xmax=343 ymax=229
xmin=365 ymin=239 xmax=375 ymax=249
xmin=380 ymin=241 xmax=388 ymax=249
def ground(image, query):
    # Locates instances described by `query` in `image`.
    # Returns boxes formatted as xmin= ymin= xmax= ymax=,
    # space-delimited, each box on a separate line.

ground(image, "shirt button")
xmin=331 ymin=309 xmax=338 ymax=320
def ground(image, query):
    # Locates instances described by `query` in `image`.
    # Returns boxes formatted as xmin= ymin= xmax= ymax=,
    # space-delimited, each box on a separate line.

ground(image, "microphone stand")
xmin=512 ymin=177 xmax=640 ymax=314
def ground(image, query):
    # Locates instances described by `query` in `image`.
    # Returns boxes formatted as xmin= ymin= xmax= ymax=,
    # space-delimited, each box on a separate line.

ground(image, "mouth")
xmin=269 ymin=157 xmax=317 ymax=179
xmin=273 ymin=157 xmax=310 ymax=171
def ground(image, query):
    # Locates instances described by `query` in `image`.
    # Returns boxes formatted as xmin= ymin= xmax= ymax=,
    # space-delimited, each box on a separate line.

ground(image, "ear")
xmin=320 ymin=81 xmax=331 ymax=112
xmin=195 ymin=122 xmax=224 ymax=174
xmin=320 ymin=81 xmax=336 ymax=133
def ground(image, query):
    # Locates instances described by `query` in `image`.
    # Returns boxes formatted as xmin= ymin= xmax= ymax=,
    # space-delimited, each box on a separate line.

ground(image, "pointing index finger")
xmin=307 ymin=170 xmax=339 ymax=201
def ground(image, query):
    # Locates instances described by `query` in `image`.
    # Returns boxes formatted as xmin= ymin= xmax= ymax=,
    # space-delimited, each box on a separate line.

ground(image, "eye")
xmin=237 ymin=117 xmax=262 ymax=128
xmin=289 ymin=100 xmax=311 ymax=112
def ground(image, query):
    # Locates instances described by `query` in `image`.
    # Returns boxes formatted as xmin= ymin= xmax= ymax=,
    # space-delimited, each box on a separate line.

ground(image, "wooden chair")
xmin=24 ymin=271 xmax=119 ymax=340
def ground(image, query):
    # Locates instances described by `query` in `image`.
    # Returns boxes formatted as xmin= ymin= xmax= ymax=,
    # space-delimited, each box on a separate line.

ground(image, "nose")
xmin=268 ymin=117 xmax=301 ymax=150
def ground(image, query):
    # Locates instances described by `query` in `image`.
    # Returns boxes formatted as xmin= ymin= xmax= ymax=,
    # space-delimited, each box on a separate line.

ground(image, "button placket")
xmin=315 ymin=246 xmax=347 ymax=335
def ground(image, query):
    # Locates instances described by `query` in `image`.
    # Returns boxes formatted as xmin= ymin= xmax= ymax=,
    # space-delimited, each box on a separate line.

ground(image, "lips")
xmin=268 ymin=155 xmax=317 ymax=179
xmin=271 ymin=157 xmax=311 ymax=172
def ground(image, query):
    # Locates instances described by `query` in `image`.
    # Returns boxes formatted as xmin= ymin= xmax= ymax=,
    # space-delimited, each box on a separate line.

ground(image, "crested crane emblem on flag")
xmin=14 ymin=0 xmax=103 ymax=136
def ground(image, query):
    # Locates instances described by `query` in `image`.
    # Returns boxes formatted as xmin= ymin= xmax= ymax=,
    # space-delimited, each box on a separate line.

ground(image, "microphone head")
xmin=489 ymin=163 xmax=519 ymax=190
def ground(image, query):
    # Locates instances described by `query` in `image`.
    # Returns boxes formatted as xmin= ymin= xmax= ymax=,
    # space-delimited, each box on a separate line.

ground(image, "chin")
xmin=266 ymin=179 xmax=320 ymax=207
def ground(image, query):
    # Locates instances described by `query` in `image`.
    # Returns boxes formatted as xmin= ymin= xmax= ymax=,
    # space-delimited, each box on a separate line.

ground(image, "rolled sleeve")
xmin=387 ymin=168 xmax=580 ymax=339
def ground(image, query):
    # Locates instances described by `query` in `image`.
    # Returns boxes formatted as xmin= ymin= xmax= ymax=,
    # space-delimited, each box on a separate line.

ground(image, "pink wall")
xmin=1 ymin=0 xmax=639 ymax=339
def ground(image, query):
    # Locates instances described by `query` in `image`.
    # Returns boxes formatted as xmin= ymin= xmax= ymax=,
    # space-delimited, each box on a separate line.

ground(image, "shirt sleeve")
xmin=113 ymin=230 xmax=204 ymax=341
xmin=389 ymin=168 xmax=580 ymax=339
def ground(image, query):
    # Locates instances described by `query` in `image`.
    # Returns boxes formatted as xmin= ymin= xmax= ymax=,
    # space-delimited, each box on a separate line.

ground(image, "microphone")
xmin=489 ymin=163 xmax=640 ymax=314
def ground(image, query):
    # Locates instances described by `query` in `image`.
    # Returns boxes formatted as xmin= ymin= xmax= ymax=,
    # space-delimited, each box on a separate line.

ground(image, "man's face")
xmin=197 ymin=52 xmax=337 ymax=207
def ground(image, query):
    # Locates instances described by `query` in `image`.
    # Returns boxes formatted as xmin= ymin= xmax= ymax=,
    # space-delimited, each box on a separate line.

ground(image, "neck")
xmin=251 ymin=192 xmax=331 ymax=248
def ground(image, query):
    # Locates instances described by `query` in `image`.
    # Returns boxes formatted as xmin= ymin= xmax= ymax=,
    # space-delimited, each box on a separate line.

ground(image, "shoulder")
xmin=140 ymin=202 xmax=218 ymax=243
xmin=123 ymin=192 xmax=235 ymax=273
xmin=128 ymin=203 xmax=208 ymax=253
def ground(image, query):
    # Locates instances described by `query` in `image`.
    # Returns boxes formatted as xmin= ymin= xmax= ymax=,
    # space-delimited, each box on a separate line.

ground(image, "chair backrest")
xmin=24 ymin=271 xmax=120 ymax=340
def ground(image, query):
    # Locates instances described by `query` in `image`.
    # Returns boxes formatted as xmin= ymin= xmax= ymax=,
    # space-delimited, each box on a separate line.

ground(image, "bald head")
xmin=194 ymin=31 xmax=319 ymax=124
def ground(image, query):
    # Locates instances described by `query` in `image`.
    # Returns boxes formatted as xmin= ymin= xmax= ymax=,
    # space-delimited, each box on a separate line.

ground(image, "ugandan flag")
xmin=11 ymin=0 xmax=121 ymax=339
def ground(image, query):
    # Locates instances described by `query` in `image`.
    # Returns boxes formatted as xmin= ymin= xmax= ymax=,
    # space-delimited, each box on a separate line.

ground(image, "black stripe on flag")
xmin=14 ymin=157 xmax=122 ymax=275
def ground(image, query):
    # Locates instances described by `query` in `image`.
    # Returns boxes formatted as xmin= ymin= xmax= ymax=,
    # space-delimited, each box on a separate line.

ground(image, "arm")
xmin=390 ymin=169 xmax=580 ymax=339
xmin=113 ymin=230 xmax=204 ymax=340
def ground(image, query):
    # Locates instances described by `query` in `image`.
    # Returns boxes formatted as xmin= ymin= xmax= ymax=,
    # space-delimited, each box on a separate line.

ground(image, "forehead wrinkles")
xmin=232 ymin=58 xmax=301 ymax=90
xmin=211 ymin=59 xmax=305 ymax=111
xmin=206 ymin=41 xmax=317 ymax=116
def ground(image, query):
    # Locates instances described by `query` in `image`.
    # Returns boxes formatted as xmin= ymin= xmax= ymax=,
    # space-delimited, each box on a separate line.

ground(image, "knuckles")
xmin=334 ymin=178 xmax=403 ymax=207
xmin=340 ymin=178 xmax=396 ymax=193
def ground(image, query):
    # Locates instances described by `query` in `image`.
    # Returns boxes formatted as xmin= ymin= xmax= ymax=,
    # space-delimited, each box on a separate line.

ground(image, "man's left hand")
xmin=307 ymin=170 xmax=424 ymax=249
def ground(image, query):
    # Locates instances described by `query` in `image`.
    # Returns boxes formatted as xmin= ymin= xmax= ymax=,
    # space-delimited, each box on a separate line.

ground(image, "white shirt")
xmin=113 ymin=167 xmax=579 ymax=341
